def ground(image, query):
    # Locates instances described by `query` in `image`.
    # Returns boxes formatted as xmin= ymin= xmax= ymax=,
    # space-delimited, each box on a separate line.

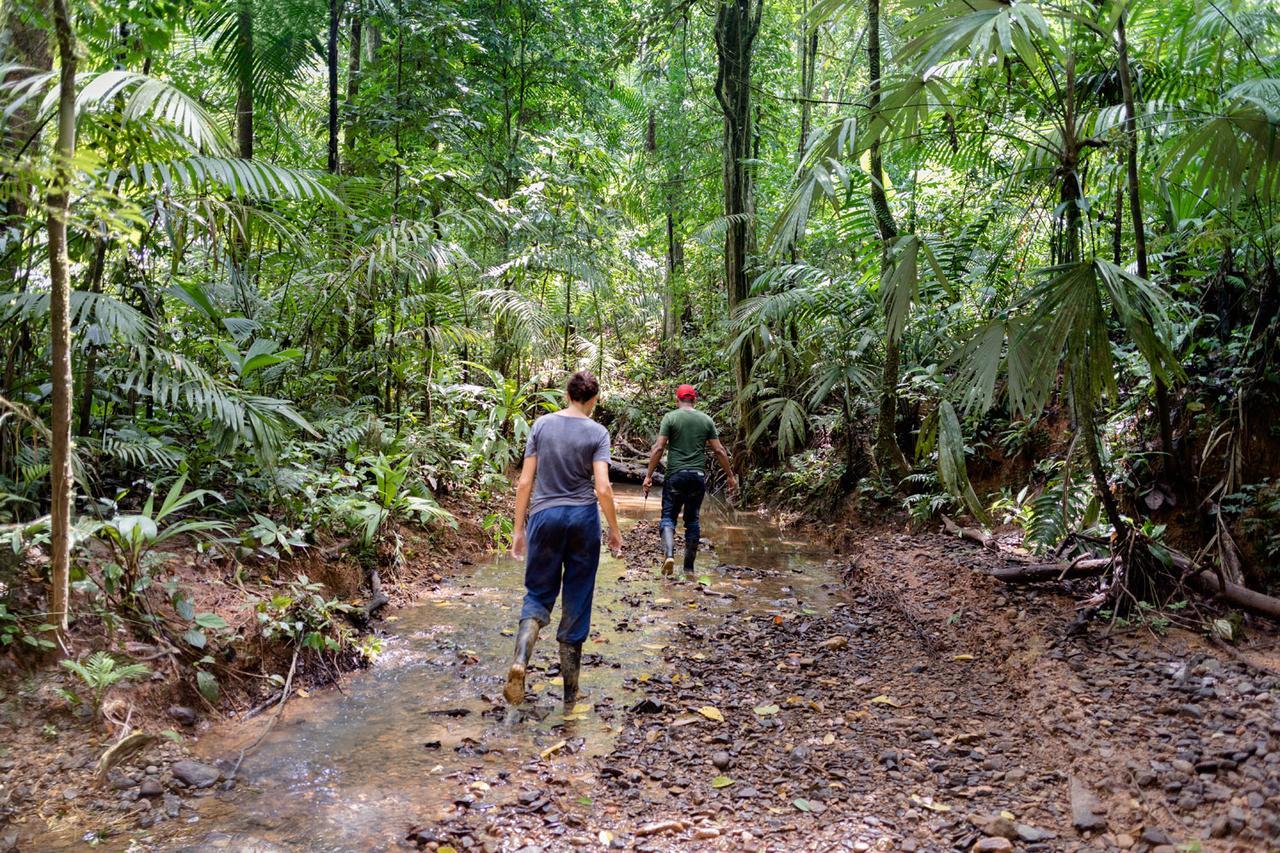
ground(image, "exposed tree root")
xmin=229 ymin=643 xmax=300 ymax=782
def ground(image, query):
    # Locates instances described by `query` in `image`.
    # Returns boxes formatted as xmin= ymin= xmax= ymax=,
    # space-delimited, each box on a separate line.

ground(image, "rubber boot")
xmin=683 ymin=537 xmax=698 ymax=574
xmin=559 ymin=641 xmax=583 ymax=710
xmin=660 ymin=526 xmax=675 ymax=577
xmin=503 ymin=618 xmax=540 ymax=705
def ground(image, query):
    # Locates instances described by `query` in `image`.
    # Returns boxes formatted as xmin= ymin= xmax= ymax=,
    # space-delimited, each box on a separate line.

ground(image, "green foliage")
xmin=88 ymin=474 xmax=229 ymax=603
xmin=254 ymin=575 xmax=374 ymax=660
xmin=59 ymin=651 xmax=151 ymax=717
xmin=333 ymin=453 xmax=456 ymax=548
xmin=1 ymin=0 xmax=1277 ymax=622
xmin=0 ymin=604 xmax=56 ymax=651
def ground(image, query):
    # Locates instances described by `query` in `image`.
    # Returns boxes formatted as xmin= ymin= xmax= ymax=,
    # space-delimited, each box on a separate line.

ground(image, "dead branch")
xmin=990 ymin=557 xmax=1113 ymax=584
xmin=940 ymin=515 xmax=997 ymax=550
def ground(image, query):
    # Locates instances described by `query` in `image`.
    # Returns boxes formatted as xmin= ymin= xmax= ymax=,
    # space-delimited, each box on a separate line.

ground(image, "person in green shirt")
xmin=642 ymin=384 xmax=737 ymax=576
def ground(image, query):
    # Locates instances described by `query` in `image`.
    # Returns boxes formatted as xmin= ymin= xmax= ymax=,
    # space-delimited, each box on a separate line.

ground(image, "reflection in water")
xmin=147 ymin=486 xmax=835 ymax=851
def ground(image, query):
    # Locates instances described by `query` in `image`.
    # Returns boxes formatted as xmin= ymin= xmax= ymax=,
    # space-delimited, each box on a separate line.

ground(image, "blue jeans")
xmin=520 ymin=503 xmax=601 ymax=645
xmin=660 ymin=469 xmax=705 ymax=554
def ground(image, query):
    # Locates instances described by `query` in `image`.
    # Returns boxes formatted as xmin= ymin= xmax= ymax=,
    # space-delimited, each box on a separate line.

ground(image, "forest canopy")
xmin=2 ymin=0 xmax=1279 ymax=645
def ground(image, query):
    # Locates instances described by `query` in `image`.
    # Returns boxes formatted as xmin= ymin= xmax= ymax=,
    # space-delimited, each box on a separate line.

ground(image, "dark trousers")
xmin=660 ymin=469 xmax=706 ymax=563
xmin=520 ymin=503 xmax=601 ymax=644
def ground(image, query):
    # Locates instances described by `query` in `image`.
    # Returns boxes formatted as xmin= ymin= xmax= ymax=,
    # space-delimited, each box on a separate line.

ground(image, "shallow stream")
xmin=160 ymin=487 xmax=835 ymax=850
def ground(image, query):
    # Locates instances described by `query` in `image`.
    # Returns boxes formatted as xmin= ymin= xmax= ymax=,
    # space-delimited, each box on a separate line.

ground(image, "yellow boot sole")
xmin=503 ymin=661 xmax=526 ymax=705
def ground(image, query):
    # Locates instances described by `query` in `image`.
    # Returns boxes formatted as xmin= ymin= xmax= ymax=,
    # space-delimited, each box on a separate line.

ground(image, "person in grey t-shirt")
xmin=503 ymin=371 xmax=623 ymax=711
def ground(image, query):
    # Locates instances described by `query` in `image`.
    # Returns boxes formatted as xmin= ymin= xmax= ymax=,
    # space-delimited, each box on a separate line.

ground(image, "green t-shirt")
xmin=659 ymin=407 xmax=719 ymax=474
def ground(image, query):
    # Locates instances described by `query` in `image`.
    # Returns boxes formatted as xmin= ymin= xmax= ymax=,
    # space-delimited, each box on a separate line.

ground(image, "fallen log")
xmin=990 ymin=553 xmax=1280 ymax=622
xmin=610 ymin=458 xmax=662 ymax=484
xmin=1189 ymin=571 xmax=1280 ymax=621
xmin=990 ymin=557 xmax=1113 ymax=584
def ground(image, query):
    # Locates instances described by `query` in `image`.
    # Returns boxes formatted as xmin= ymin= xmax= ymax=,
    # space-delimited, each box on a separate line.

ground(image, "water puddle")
xmin=139 ymin=487 xmax=837 ymax=850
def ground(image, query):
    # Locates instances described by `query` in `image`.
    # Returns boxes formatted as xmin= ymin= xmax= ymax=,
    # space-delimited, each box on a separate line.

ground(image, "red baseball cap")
xmin=675 ymin=384 xmax=697 ymax=400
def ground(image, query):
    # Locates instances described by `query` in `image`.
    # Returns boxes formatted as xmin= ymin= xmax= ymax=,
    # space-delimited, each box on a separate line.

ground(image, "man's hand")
xmin=726 ymin=475 xmax=739 ymax=502
xmin=607 ymin=527 xmax=623 ymax=557
xmin=642 ymin=475 xmax=653 ymax=497
xmin=511 ymin=528 xmax=527 ymax=559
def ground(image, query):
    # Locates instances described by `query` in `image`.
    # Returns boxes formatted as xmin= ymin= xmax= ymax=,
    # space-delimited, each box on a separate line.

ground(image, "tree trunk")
xmin=327 ymin=0 xmax=341 ymax=174
xmin=796 ymin=9 xmax=817 ymax=162
xmin=663 ymin=200 xmax=683 ymax=343
xmin=343 ymin=2 xmax=362 ymax=174
xmin=1116 ymin=14 xmax=1176 ymax=478
xmin=714 ymin=0 xmax=763 ymax=448
xmin=76 ymin=238 xmax=109 ymax=436
xmin=867 ymin=0 xmax=909 ymax=483
xmin=48 ymin=0 xmax=78 ymax=635
xmin=234 ymin=1 xmax=253 ymax=160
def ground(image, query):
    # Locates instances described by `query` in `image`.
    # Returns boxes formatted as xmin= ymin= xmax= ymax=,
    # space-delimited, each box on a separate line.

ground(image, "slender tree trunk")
xmin=796 ymin=8 xmax=817 ymax=162
xmin=76 ymin=238 xmax=109 ymax=436
xmin=47 ymin=0 xmax=78 ymax=635
xmin=867 ymin=0 xmax=909 ymax=482
xmin=663 ymin=199 xmax=683 ymax=343
xmin=327 ymin=0 xmax=341 ymax=174
xmin=344 ymin=2 xmax=363 ymax=174
xmin=1116 ymin=14 xmax=1176 ymax=477
xmin=235 ymin=1 xmax=253 ymax=160
xmin=714 ymin=0 xmax=763 ymax=449
xmin=1061 ymin=55 xmax=1129 ymax=543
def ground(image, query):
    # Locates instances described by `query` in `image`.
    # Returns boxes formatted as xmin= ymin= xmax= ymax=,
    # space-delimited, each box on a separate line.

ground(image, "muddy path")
xmin=146 ymin=488 xmax=828 ymax=850
xmin=116 ymin=490 xmax=1279 ymax=851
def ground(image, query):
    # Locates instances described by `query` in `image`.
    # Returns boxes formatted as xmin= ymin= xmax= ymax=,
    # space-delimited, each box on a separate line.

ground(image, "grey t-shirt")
xmin=524 ymin=412 xmax=611 ymax=518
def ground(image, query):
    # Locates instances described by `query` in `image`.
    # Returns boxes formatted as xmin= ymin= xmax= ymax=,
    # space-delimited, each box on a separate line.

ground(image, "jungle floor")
xmin=9 ymin=486 xmax=1280 ymax=852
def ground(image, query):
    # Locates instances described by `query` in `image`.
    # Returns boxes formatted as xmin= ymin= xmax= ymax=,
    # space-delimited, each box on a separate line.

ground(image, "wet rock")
xmin=970 ymin=838 xmax=1012 ymax=852
xmin=171 ymin=760 xmax=220 ymax=789
xmin=1014 ymin=824 xmax=1054 ymax=843
xmin=107 ymin=771 xmax=136 ymax=790
xmin=629 ymin=697 xmax=664 ymax=714
xmin=1070 ymin=777 xmax=1107 ymax=833
xmin=168 ymin=706 xmax=198 ymax=726
xmin=1141 ymin=826 xmax=1172 ymax=846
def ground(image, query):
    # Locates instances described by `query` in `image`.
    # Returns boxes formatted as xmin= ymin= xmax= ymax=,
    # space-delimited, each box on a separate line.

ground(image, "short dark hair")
xmin=566 ymin=370 xmax=599 ymax=403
